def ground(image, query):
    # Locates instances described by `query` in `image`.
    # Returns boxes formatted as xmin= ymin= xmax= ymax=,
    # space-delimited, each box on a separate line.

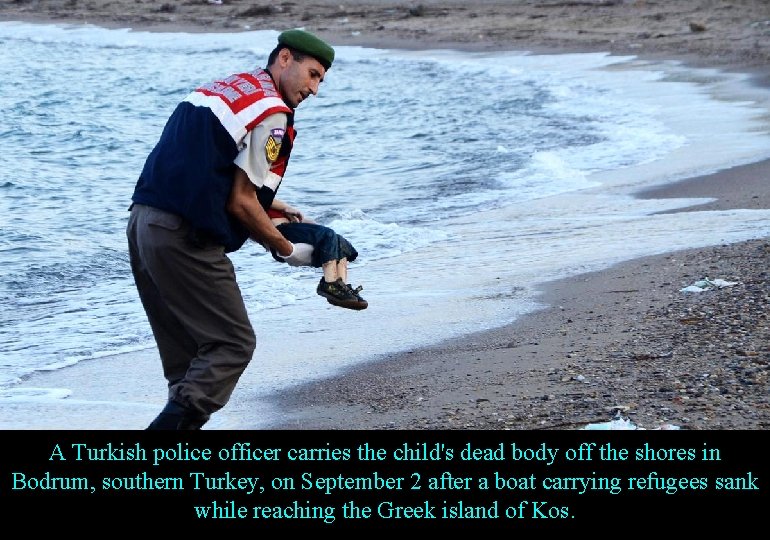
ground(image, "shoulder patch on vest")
xmin=265 ymin=128 xmax=285 ymax=163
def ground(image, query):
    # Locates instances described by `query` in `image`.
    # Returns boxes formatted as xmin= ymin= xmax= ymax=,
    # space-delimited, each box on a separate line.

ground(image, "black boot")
xmin=146 ymin=400 xmax=208 ymax=430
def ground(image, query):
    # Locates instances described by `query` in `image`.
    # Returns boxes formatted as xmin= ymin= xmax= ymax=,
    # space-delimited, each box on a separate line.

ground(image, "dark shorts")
xmin=273 ymin=222 xmax=358 ymax=267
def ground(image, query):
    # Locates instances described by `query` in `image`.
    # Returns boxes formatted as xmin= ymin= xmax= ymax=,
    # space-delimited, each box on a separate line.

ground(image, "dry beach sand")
xmin=3 ymin=0 xmax=770 ymax=68
xmin=2 ymin=1 xmax=769 ymax=430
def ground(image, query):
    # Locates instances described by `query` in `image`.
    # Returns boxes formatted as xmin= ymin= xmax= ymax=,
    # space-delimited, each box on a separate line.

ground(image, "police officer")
xmin=126 ymin=30 xmax=335 ymax=429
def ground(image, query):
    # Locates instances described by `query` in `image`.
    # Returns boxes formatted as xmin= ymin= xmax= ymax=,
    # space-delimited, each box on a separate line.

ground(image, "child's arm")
xmin=269 ymin=198 xmax=304 ymax=222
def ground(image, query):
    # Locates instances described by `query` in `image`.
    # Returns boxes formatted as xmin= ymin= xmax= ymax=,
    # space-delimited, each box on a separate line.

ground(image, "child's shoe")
xmin=317 ymin=278 xmax=368 ymax=310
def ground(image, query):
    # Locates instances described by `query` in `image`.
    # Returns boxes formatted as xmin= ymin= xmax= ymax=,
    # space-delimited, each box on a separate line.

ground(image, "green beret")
xmin=278 ymin=29 xmax=335 ymax=70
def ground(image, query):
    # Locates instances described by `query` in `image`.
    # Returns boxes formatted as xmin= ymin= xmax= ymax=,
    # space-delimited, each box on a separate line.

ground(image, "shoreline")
xmin=268 ymin=161 xmax=770 ymax=430
xmin=2 ymin=1 xmax=769 ymax=67
xmin=2 ymin=2 xmax=769 ymax=430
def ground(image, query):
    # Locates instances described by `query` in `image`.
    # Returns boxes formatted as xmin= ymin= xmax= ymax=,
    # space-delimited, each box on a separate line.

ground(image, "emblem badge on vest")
xmin=265 ymin=128 xmax=285 ymax=162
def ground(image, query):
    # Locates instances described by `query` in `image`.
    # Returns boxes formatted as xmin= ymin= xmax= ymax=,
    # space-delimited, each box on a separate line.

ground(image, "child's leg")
xmin=323 ymin=258 xmax=349 ymax=283
xmin=276 ymin=223 xmax=365 ymax=308
xmin=322 ymin=260 xmax=339 ymax=282
xmin=336 ymin=258 xmax=348 ymax=283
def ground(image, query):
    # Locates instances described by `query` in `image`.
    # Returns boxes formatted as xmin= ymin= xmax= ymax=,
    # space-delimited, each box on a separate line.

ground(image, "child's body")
xmin=268 ymin=207 xmax=367 ymax=310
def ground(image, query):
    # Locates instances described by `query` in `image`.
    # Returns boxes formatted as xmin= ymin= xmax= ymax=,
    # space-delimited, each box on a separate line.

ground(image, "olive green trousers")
xmin=126 ymin=204 xmax=256 ymax=420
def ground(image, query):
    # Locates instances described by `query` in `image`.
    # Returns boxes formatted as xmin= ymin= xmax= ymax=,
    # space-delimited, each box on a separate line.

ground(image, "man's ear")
xmin=278 ymin=47 xmax=292 ymax=67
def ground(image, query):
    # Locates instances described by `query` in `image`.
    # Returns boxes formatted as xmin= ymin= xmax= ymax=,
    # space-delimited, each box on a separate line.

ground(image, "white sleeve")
xmin=234 ymin=112 xmax=288 ymax=188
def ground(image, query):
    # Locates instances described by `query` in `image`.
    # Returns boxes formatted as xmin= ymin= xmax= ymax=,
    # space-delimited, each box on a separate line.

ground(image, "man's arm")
xmin=227 ymin=167 xmax=293 ymax=257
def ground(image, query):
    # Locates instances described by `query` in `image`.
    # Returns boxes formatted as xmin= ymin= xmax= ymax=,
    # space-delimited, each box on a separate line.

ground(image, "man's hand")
xmin=280 ymin=242 xmax=314 ymax=266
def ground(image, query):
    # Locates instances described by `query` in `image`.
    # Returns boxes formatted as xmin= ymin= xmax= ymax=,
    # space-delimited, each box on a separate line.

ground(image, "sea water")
xmin=1 ymin=22 xmax=769 ymax=427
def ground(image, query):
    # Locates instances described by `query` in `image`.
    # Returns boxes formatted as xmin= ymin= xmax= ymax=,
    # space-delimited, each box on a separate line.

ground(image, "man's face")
xmin=277 ymin=49 xmax=326 ymax=109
